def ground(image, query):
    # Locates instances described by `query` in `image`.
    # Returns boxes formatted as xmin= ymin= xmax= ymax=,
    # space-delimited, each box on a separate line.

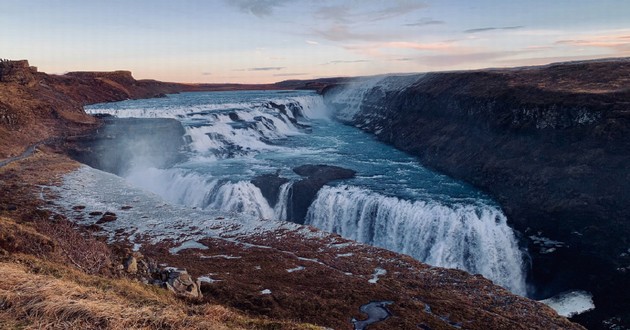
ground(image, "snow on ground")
xmin=368 ymin=267 xmax=387 ymax=284
xmin=337 ymin=253 xmax=354 ymax=257
xmin=200 ymin=254 xmax=242 ymax=259
xmin=198 ymin=276 xmax=221 ymax=284
xmin=540 ymin=290 xmax=595 ymax=317
xmin=44 ymin=166 xmax=320 ymax=249
xmin=260 ymin=289 xmax=272 ymax=295
xmin=287 ymin=266 xmax=305 ymax=273
xmin=169 ymin=240 xmax=208 ymax=254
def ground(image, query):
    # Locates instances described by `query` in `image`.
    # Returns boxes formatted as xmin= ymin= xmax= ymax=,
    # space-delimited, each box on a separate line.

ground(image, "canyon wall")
xmin=323 ymin=58 xmax=630 ymax=328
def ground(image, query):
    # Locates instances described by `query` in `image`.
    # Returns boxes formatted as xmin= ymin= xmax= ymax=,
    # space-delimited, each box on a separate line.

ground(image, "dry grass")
xmin=0 ymin=255 xmax=321 ymax=330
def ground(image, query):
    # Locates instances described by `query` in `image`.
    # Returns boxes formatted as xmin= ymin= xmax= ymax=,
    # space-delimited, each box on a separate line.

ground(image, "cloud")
xmin=306 ymin=40 xmax=319 ymax=45
xmin=315 ymin=24 xmax=385 ymax=42
xmin=201 ymin=72 xmax=212 ymax=76
xmin=410 ymin=50 xmax=524 ymax=67
xmin=380 ymin=41 xmax=457 ymax=51
xmin=323 ymin=59 xmax=371 ymax=65
xmin=464 ymin=26 xmax=524 ymax=33
xmin=314 ymin=1 xmax=427 ymax=24
xmin=553 ymin=32 xmax=630 ymax=55
xmin=228 ymin=0 xmax=289 ymax=17
xmin=248 ymin=66 xmax=285 ymax=71
xmin=404 ymin=18 xmax=445 ymax=27
xmin=273 ymin=73 xmax=308 ymax=76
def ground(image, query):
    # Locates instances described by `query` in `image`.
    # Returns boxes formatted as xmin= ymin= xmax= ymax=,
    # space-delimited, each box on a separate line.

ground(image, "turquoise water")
xmin=86 ymin=90 xmax=527 ymax=295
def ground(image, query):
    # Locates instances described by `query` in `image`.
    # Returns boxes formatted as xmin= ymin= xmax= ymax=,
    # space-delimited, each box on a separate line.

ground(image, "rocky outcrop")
xmin=251 ymin=165 xmax=356 ymax=224
xmin=289 ymin=165 xmax=355 ymax=224
xmin=323 ymin=58 xmax=630 ymax=329
xmin=251 ymin=172 xmax=289 ymax=208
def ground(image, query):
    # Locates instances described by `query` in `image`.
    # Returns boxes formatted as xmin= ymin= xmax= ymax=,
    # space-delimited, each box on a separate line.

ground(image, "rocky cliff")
xmin=324 ymin=58 xmax=630 ymax=329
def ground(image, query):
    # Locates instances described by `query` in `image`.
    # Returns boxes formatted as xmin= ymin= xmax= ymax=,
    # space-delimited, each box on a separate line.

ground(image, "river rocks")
xmin=96 ymin=211 xmax=117 ymax=224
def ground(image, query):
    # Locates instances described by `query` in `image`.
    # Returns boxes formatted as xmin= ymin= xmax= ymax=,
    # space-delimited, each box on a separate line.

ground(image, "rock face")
xmin=251 ymin=173 xmax=289 ymax=208
xmin=252 ymin=165 xmax=356 ymax=224
xmin=288 ymin=165 xmax=356 ymax=224
xmin=323 ymin=58 xmax=630 ymax=329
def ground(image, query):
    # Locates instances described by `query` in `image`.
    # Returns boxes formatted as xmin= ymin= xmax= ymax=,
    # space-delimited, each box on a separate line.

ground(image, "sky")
xmin=1 ymin=0 xmax=630 ymax=83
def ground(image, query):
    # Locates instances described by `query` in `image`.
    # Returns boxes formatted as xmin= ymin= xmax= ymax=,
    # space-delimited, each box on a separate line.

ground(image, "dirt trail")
xmin=0 ymin=138 xmax=59 ymax=168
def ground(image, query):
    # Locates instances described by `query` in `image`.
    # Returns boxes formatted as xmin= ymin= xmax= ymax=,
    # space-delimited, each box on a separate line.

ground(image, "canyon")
xmin=3 ymin=58 xmax=627 ymax=329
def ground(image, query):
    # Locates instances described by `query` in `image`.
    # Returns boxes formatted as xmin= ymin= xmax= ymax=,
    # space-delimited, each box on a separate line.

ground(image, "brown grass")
xmin=0 ymin=255 xmax=321 ymax=330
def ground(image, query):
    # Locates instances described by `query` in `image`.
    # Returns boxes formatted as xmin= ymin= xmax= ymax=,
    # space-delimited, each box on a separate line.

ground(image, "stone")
xmin=123 ymin=256 xmax=137 ymax=274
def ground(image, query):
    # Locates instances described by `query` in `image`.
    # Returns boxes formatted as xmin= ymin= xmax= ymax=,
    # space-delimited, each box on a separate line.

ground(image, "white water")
xmin=86 ymin=90 xmax=528 ymax=296
xmin=306 ymin=185 xmax=526 ymax=295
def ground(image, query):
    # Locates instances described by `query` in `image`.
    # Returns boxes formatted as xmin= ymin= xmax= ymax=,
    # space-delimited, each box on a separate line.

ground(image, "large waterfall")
xmin=306 ymin=185 xmax=526 ymax=295
xmin=85 ymin=89 xmax=528 ymax=296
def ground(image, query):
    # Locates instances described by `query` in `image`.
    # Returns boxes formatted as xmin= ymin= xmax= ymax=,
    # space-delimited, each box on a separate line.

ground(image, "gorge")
xmin=2 ymin=57 xmax=628 ymax=329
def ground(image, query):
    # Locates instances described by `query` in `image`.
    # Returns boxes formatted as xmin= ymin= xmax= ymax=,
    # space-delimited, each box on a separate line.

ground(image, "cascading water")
xmin=306 ymin=185 xmax=525 ymax=295
xmin=85 ymin=89 xmax=528 ymax=296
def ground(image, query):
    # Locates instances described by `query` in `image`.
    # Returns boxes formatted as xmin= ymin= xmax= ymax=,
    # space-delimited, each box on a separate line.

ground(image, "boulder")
xmin=123 ymin=255 xmax=137 ymax=274
xmin=154 ymin=268 xmax=202 ymax=300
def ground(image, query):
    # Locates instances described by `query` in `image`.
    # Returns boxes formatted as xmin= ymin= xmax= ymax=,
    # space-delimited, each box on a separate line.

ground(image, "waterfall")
xmin=274 ymin=182 xmax=293 ymax=221
xmin=125 ymin=167 xmax=273 ymax=219
xmin=305 ymin=185 xmax=526 ymax=295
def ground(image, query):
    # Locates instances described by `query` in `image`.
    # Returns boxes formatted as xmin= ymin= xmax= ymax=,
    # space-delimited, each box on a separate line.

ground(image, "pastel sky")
xmin=1 ymin=0 xmax=629 ymax=83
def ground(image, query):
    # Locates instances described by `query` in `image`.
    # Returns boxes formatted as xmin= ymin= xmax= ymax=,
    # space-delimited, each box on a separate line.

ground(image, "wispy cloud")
xmin=380 ymin=41 xmax=457 ymax=51
xmin=235 ymin=67 xmax=286 ymax=71
xmin=323 ymin=59 xmax=371 ymax=65
xmin=404 ymin=18 xmax=445 ymax=27
xmin=554 ymin=31 xmax=630 ymax=55
xmin=410 ymin=50 xmax=524 ymax=67
xmin=306 ymin=40 xmax=319 ymax=45
xmin=248 ymin=66 xmax=285 ymax=71
xmin=316 ymin=24 xmax=385 ymax=42
xmin=273 ymin=73 xmax=308 ymax=76
xmin=228 ymin=0 xmax=289 ymax=17
xmin=201 ymin=72 xmax=212 ymax=76
xmin=315 ymin=1 xmax=427 ymax=24
xmin=464 ymin=26 xmax=524 ymax=34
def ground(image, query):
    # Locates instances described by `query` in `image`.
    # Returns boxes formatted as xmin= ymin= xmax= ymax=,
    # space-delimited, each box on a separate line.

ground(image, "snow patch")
xmin=540 ymin=290 xmax=595 ymax=317
xmin=260 ymin=289 xmax=272 ymax=295
xmin=337 ymin=253 xmax=354 ymax=257
xmin=368 ymin=267 xmax=387 ymax=284
xmin=198 ymin=276 xmax=221 ymax=284
xmin=169 ymin=240 xmax=209 ymax=254
xmin=287 ymin=266 xmax=305 ymax=273
xmin=200 ymin=254 xmax=242 ymax=260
